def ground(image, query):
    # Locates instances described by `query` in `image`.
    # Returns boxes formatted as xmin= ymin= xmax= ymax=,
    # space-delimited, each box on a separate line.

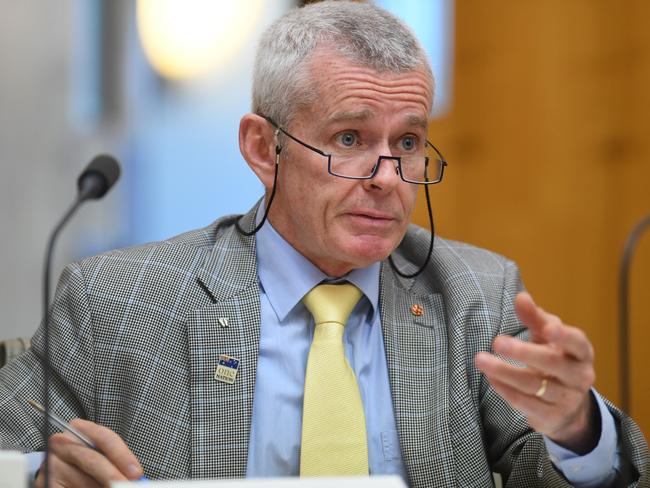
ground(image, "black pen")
xmin=27 ymin=399 xmax=149 ymax=481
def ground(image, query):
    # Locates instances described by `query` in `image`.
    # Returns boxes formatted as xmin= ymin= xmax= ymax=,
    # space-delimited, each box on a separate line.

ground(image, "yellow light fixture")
xmin=136 ymin=0 xmax=264 ymax=80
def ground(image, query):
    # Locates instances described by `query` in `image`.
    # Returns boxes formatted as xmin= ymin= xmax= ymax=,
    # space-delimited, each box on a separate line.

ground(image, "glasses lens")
xmin=400 ymin=142 xmax=444 ymax=184
xmin=329 ymin=141 xmax=444 ymax=184
xmin=328 ymin=150 xmax=372 ymax=179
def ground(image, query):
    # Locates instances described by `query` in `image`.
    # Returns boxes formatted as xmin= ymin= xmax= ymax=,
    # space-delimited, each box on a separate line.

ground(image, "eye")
xmin=400 ymin=136 xmax=417 ymax=151
xmin=337 ymin=132 xmax=357 ymax=147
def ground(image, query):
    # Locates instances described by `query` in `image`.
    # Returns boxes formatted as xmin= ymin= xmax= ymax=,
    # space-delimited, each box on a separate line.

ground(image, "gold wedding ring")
xmin=534 ymin=378 xmax=548 ymax=398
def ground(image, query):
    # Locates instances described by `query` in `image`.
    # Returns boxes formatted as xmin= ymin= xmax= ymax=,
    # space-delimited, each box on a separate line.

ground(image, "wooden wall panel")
xmin=415 ymin=0 xmax=650 ymax=437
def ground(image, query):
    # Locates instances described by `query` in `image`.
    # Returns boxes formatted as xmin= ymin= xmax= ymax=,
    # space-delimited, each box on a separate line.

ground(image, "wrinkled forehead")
xmin=293 ymin=50 xmax=434 ymax=126
xmin=302 ymin=47 xmax=434 ymax=115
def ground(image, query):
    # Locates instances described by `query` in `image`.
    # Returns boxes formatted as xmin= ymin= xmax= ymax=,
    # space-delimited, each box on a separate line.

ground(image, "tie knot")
xmin=302 ymin=283 xmax=362 ymax=326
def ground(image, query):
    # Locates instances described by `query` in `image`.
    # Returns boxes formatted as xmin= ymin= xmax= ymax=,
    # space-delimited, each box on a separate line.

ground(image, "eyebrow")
xmin=405 ymin=113 xmax=429 ymax=129
xmin=325 ymin=110 xmax=428 ymax=129
xmin=326 ymin=109 xmax=375 ymax=124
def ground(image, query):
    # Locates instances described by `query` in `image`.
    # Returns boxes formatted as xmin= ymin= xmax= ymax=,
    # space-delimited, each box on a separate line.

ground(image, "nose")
xmin=362 ymin=155 xmax=401 ymax=192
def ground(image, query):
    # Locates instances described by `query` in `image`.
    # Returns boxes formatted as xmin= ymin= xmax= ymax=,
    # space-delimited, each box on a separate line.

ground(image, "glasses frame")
xmin=263 ymin=116 xmax=447 ymax=185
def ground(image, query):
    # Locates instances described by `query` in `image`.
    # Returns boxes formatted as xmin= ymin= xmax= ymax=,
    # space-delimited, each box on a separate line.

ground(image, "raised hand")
xmin=475 ymin=291 xmax=600 ymax=453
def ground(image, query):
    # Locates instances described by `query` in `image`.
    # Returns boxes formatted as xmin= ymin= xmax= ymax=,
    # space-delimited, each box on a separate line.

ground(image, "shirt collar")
xmin=255 ymin=203 xmax=380 ymax=322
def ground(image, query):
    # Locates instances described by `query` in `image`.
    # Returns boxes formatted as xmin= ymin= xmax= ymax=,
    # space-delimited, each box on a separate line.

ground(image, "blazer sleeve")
xmin=479 ymin=260 xmax=649 ymax=487
xmin=0 ymin=261 xmax=96 ymax=451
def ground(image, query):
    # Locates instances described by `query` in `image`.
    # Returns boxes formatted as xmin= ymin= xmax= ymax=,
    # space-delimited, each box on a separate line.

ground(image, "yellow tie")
xmin=300 ymin=283 xmax=369 ymax=476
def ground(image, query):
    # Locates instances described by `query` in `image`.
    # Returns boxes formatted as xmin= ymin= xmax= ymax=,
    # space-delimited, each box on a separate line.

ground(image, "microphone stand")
xmin=41 ymin=158 xmax=119 ymax=486
xmin=619 ymin=213 xmax=650 ymax=414
xmin=42 ymin=196 xmax=86 ymax=488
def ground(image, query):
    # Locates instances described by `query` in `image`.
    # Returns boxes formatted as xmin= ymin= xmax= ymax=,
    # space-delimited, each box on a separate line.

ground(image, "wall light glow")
xmin=136 ymin=0 xmax=264 ymax=80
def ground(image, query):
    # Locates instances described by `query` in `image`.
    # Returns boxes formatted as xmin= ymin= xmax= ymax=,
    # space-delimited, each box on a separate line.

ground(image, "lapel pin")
xmin=410 ymin=304 xmax=424 ymax=316
xmin=214 ymin=354 xmax=240 ymax=384
xmin=217 ymin=317 xmax=230 ymax=328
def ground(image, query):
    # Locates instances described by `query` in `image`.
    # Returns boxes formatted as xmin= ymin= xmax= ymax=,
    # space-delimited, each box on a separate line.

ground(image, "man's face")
xmin=267 ymin=51 xmax=433 ymax=277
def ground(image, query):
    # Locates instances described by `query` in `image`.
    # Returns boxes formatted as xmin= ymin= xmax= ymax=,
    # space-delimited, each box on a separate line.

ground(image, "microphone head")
xmin=77 ymin=154 xmax=121 ymax=200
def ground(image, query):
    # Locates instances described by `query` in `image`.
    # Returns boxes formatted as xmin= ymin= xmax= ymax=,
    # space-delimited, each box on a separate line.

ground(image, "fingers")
xmin=514 ymin=292 xmax=565 ymax=345
xmin=70 ymin=419 xmax=143 ymax=480
xmin=476 ymin=352 xmax=551 ymax=401
xmin=42 ymin=420 xmax=144 ymax=488
xmin=475 ymin=291 xmax=599 ymax=450
xmin=491 ymin=335 xmax=595 ymax=391
xmin=547 ymin=320 xmax=595 ymax=362
xmin=34 ymin=450 xmax=101 ymax=488
xmin=481 ymin=292 xmax=596 ymax=393
xmin=479 ymin=361 xmax=598 ymax=450
xmin=474 ymin=351 xmax=592 ymax=440
xmin=48 ymin=433 xmax=128 ymax=486
xmin=475 ymin=351 xmax=587 ymax=403
xmin=514 ymin=292 xmax=595 ymax=362
xmin=513 ymin=292 xmax=548 ymax=343
xmin=483 ymin=375 xmax=582 ymax=432
xmin=485 ymin=375 xmax=553 ymax=419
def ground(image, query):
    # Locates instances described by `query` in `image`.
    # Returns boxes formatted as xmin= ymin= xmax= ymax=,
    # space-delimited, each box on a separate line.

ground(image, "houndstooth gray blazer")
xmin=0 ymin=204 xmax=647 ymax=487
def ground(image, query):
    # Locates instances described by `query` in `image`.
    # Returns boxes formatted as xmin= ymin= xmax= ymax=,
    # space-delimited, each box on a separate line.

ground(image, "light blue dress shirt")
xmin=245 ymin=213 xmax=405 ymax=477
xmin=245 ymin=211 xmax=621 ymax=486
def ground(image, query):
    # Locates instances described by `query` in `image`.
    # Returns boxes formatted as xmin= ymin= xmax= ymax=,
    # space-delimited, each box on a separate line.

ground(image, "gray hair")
xmin=252 ymin=0 xmax=434 ymax=128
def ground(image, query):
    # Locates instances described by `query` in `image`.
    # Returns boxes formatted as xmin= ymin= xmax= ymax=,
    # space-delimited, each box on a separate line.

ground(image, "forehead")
xmin=300 ymin=50 xmax=434 ymax=127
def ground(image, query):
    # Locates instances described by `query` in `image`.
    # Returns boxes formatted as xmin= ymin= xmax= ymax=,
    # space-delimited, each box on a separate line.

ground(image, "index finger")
xmin=546 ymin=322 xmax=594 ymax=363
xmin=514 ymin=292 xmax=549 ymax=343
xmin=70 ymin=419 xmax=144 ymax=480
xmin=514 ymin=292 xmax=594 ymax=362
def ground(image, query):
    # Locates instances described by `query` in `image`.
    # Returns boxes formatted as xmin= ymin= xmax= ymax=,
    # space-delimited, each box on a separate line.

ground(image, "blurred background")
xmin=0 ymin=0 xmax=647 ymax=438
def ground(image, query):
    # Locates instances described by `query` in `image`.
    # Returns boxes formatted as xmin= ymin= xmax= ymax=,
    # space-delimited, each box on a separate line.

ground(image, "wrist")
xmin=548 ymin=391 xmax=601 ymax=454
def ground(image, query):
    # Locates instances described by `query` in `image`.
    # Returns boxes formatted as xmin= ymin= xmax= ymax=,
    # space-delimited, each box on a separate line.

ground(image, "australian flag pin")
xmin=214 ymin=354 xmax=240 ymax=385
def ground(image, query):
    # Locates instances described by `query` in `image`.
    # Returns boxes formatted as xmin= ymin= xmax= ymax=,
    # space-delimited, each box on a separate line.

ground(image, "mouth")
xmin=345 ymin=209 xmax=398 ymax=229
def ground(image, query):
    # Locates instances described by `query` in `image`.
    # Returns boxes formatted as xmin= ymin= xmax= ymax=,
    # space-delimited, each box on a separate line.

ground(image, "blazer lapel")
xmin=379 ymin=262 xmax=457 ymax=487
xmin=186 ymin=207 xmax=261 ymax=479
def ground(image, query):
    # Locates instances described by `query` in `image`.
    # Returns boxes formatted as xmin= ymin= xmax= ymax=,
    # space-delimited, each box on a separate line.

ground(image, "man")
xmin=0 ymin=2 xmax=647 ymax=487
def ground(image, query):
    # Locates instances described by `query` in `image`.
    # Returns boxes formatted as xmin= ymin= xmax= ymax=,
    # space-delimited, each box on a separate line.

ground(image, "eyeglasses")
xmin=264 ymin=116 xmax=447 ymax=185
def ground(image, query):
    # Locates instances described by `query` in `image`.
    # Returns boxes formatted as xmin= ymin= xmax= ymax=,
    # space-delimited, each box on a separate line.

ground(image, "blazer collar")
xmin=195 ymin=201 xmax=260 ymax=303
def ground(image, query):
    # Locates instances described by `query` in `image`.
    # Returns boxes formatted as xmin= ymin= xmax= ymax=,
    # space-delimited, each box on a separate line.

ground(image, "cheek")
xmin=281 ymin=163 xmax=329 ymax=226
xmin=391 ymin=187 xmax=419 ymax=242
xmin=402 ymin=186 xmax=419 ymax=213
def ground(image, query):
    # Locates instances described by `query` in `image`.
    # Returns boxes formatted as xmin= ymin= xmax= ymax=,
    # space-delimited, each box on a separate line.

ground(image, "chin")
xmin=344 ymin=235 xmax=398 ymax=267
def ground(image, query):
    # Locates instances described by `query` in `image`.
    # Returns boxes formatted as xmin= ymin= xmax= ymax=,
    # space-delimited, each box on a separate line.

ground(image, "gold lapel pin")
xmin=410 ymin=304 xmax=424 ymax=316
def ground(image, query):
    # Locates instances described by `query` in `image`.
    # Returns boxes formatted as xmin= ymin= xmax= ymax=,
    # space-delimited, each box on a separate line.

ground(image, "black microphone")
xmin=77 ymin=154 xmax=121 ymax=201
xmin=41 ymin=155 xmax=120 ymax=486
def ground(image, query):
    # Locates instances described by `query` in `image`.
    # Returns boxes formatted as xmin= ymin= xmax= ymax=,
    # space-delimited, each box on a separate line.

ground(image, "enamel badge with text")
xmin=214 ymin=354 xmax=240 ymax=384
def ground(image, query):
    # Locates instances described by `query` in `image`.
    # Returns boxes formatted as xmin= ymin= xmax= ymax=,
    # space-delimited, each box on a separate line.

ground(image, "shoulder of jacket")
xmin=72 ymin=213 xmax=242 ymax=270
xmin=402 ymin=223 xmax=516 ymax=270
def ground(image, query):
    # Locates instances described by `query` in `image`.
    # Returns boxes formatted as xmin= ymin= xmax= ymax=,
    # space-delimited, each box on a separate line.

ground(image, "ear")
xmin=239 ymin=114 xmax=278 ymax=191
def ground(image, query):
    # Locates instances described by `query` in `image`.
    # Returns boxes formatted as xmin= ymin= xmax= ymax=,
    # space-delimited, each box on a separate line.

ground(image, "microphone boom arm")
xmin=619 ymin=213 xmax=650 ymax=413
xmin=40 ymin=154 xmax=120 ymax=487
